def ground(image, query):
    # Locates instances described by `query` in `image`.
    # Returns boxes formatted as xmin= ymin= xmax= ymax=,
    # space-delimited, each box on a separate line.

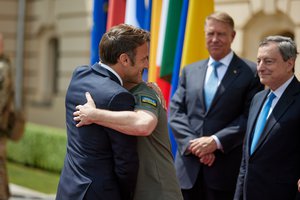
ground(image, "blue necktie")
xmin=204 ymin=61 xmax=222 ymax=109
xmin=250 ymin=92 xmax=276 ymax=154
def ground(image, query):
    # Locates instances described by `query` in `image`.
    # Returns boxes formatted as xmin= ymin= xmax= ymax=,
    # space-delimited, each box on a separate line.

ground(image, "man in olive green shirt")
xmin=74 ymin=81 xmax=183 ymax=200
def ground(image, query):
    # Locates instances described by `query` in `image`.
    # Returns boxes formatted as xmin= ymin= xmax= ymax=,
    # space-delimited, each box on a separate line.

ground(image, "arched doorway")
xmin=243 ymin=11 xmax=294 ymax=62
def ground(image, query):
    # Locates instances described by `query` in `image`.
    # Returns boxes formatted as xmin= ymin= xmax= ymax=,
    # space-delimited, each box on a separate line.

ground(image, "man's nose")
xmin=256 ymin=61 xmax=264 ymax=71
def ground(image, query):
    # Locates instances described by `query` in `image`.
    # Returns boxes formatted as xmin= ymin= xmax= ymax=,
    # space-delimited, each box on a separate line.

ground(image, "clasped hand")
xmin=188 ymin=136 xmax=218 ymax=167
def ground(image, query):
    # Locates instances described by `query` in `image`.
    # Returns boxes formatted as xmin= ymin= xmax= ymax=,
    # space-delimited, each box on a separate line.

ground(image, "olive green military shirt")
xmin=130 ymin=82 xmax=183 ymax=200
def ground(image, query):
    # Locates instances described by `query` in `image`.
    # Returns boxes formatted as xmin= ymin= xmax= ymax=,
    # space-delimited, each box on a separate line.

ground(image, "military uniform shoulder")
xmin=131 ymin=82 xmax=157 ymax=96
xmin=131 ymin=82 xmax=159 ymax=108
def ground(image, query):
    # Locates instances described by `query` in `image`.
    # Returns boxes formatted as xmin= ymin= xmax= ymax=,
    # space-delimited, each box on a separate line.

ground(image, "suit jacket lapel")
xmin=197 ymin=60 xmax=209 ymax=111
xmin=250 ymin=77 xmax=300 ymax=156
xmin=91 ymin=62 xmax=122 ymax=85
xmin=247 ymin=90 xmax=268 ymax=156
xmin=248 ymin=90 xmax=269 ymax=156
xmin=212 ymin=54 xmax=241 ymax=108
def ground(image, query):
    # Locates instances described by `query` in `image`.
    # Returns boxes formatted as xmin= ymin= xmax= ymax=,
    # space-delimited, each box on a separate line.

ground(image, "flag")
xmin=106 ymin=0 xmax=126 ymax=30
xmin=156 ymin=1 xmax=184 ymax=156
xmin=154 ymin=0 xmax=171 ymax=107
xmin=155 ymin=0 xmax=169 ymax=76
xmin=170 ymin=0 xmax=188 ymax=96
xmin=168 ymin=0 xmax=189 ymax=156
xmin=90 ymin=0 xmax=108 ymax=65
xmin=148 ymin=0 xmax=162 ymax=82
xmin=148 ymin=0 xmax=170 ymax=105
xmin=159 ymin=0 xmax=183 ymax=82
xmin=142 ymin=0 xmax=152 ymax=31
xmin=125 ymin=0 xmax=151 ymax=30
xmin=180 ymin=0 xmax=213 ymax=68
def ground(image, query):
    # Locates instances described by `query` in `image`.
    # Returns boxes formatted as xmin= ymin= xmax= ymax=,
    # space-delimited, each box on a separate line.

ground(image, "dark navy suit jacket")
xmin=169 ymin=54 xmax=263 ymax=191
xmin=56 ymin=63 xmax=139 ymax=200
xmin=234 ymin=77 xmax=300 ymax=200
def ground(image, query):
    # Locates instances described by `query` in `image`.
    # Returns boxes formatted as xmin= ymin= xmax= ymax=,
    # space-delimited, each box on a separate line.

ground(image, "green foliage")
xmin=7 ymin=123 xmax=67 ymax=173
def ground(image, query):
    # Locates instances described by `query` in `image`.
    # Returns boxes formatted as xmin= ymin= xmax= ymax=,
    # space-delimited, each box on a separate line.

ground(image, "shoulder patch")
xmin=141 ymin=96 xmax=157 ymax=107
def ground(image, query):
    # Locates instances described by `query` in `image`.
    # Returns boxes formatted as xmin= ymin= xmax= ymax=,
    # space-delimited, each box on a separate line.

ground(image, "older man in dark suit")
xmin=56 ymin=24 xmax=150 ymax=200
xmin=169 ymin=12 xmax=263 ymax=200
xmin=234 ymin=36 xmax=300 ymax=200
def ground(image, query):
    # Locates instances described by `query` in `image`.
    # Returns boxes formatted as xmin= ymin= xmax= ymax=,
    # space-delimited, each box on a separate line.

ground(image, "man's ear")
xmin=286 ymin=58 xmax=295 ymax=73
xmin=119 ymin=53 xmax=130 ymax=66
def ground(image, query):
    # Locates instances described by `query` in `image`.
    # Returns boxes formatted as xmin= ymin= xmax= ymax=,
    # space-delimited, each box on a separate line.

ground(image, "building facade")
xmin=0 ymin=0 xmax=299 ymax=128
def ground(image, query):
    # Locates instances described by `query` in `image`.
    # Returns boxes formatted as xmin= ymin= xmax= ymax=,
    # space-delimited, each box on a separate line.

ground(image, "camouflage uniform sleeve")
xmin=0 ymin=58 xmax=13 ymax=133
xmin=0 ymin=57 xmax=25 ymax=140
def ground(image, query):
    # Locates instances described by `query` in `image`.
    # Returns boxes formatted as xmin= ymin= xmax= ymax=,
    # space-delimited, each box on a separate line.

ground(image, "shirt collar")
xmin=271 ymin=75 xmax=294 ymax=99
xmin=99 ymin=62 xmax=123 ymax=86
xmin=208 ymin=51 xmax=234 ymax=67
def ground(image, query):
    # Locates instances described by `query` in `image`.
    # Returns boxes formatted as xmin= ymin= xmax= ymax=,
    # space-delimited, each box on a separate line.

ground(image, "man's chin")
xmin=259 ymin=77 xmax=269 ymax=85
xmin=209 ymin=51 xmax=223 ymax=60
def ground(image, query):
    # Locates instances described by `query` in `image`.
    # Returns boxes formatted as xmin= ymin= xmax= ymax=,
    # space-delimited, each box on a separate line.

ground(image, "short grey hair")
xmin=259 ymin=35 xmax=298 ymax=61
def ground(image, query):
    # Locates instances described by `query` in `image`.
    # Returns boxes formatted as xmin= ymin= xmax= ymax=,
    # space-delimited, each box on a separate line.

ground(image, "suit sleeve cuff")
xmin=211 ymin=135 xmax=223 ymax=150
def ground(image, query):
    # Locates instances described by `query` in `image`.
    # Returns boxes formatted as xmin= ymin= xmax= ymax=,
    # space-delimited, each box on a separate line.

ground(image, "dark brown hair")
xmin=99 ymin=24 xmax=150 ymax=65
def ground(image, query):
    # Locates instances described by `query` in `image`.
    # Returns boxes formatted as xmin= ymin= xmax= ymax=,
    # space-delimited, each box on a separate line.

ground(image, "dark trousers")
xmin=181 ymin=172 xmax=234 ymax=200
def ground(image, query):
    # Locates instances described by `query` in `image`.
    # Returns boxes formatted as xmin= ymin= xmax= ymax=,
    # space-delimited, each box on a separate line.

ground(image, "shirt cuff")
xmin=211 ymin=135 xmax=223 ymax=150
